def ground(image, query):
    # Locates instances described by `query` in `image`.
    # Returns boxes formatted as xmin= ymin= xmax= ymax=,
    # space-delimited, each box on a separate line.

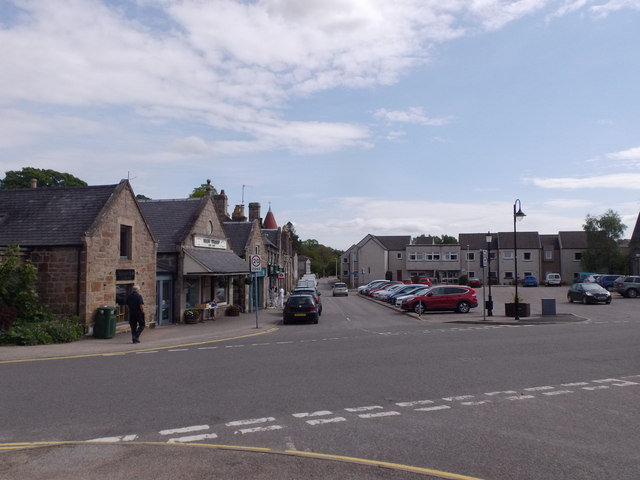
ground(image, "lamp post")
xmin=485 ymin=232 xmax=493 ymax=317
xmin=513 ymin=199 xmax=526 ymax=320
xmin=466 ymin=244 xmax=470 ymax=279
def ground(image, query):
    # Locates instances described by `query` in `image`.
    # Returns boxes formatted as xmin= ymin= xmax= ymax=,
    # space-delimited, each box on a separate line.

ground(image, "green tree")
xmin=300 ymin=239 xmax=342 ymax=277
xmin=434 ymin=234 xmax=458 ymax=245
xmin=0 ymin=245 xmax=42 ymax=322
xmin=582 ymin=210 xmax=627 ymax=273
xmin=412 ymin=234 xmax=458 ymax=245
xmin=189 ymin=181 xmax=218 ymax=198
xmin=1 ymin=167 xmax=87 ymax=189
xmin=136 ymin=194 xmax=151 ymax=200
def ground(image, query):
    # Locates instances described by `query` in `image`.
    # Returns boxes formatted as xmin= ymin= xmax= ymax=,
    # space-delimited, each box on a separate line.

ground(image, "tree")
xmin=0 ymin=245 xmax=42 ymax=322
xmin=582 ymin=210 xmax=627 ymax=273
xmin=434 ymin=234 xmax=458 ymax=245
xmin=189 ymin=181 xmax=218 ymax=198
xmin=412 ymin=234 xmax=458 ymax=245
xmin=300 ymin=239 xmax=342 ymax=277
xmin=136 ymin=194 xmax=151 ymax=200
xmin=1 ymin=167 xmax=87 ymax=189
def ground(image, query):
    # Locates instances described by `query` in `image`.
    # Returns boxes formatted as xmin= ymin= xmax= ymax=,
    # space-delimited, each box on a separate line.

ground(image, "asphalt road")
xmin=2 ymin=282 xmax=639 ymax=480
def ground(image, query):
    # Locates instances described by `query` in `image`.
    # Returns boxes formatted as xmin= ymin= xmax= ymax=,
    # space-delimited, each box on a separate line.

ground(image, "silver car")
xmin=333 ymin=282 xmax=349 ymax=296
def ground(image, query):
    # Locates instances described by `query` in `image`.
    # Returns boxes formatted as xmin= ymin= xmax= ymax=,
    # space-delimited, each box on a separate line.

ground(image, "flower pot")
xmin=505 ymin=302 xmax=530 ymax=318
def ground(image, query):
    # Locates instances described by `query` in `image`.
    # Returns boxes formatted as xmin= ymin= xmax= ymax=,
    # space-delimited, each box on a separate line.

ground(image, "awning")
xmin=184 ymin=248 xmax=250 ymax=275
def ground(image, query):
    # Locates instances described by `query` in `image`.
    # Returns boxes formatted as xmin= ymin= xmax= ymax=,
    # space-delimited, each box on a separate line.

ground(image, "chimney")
xmin=30 ymin=178 xmax=37 ymax=189
xmin=213 ymin=189 xmax=228 ymax=220
xmin=248 ymin=202 xmax=261 ymax=224
xmin=204 ymin=179 xmax=214 ymax=196
xmin=232 ymin=204 xmax=247 ymax=222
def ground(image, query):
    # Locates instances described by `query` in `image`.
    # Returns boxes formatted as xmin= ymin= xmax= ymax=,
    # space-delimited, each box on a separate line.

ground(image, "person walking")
xmin=278 ymin=286 xmax=285 ymax=308
xmin=127 ymin=285 xmax=145 ymax=343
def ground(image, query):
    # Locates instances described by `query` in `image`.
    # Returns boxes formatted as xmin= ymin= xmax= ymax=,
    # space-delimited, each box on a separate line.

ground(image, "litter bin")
xmin=94 ymin=306 xmax=117 ymax=339
xmin=541 ymin=298 xmax=556 ymax=316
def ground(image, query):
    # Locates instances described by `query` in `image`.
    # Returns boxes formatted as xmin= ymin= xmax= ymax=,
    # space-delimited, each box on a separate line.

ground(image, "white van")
xmin=545 ymin=273 xmax=561 ymax=286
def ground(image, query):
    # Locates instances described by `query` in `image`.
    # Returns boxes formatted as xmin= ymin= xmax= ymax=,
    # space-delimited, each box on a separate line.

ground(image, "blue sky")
xmin=1 ymin=0 xmax=639 ymax=250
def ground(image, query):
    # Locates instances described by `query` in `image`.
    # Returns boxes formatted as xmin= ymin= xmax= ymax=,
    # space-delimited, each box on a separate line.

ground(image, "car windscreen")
xmin=287 ymin=296 xmax=313 ymax=306
xmin=582 ymin=284 xmax=606 ymax=292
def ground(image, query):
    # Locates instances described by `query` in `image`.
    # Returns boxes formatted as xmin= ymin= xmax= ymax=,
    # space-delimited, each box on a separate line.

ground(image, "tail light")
xmin=283 ymin=305 xmax=290 ymax=313
xmin=310 ymin=304 xmax=317 ymax=311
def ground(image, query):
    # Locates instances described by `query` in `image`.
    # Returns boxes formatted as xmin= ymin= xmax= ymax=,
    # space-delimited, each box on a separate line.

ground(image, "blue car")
xmin=522 ymin=275 xmax=538 ymax=287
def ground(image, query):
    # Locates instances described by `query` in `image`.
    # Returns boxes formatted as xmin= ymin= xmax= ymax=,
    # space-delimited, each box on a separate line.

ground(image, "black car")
xmin=567 ymin=283 xmax=612 ymax=304
xmin=283 ymin=294 xmax=319 ymax=324
xmin=291 ymin=287 xmax=322 ymax=314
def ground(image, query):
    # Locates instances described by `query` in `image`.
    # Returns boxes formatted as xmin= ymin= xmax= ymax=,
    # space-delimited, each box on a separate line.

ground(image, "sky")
xmin=1 ymin=0 xmax=639 ymax=250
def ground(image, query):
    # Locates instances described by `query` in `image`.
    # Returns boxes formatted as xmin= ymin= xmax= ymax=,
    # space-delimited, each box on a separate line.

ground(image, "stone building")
xmin=0 ymin=180 xmax=157 ymax=331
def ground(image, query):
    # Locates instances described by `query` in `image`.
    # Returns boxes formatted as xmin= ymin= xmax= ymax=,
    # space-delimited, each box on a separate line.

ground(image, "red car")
xmin=467 ymin=277 xmax=482 ymax=288
xmin=400 ymin=286 xmax=478 ymax=314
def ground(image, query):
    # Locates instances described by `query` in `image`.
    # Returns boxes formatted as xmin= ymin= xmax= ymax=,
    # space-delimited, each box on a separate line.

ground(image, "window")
xmin=425 ymin=253 xmax=440 ymax=261
xmin=444 ymin=252 xmax=458 ymax=261
xmin=544 ymin=250 xmax=553 ymax=260
xmin=120 ymin=225 xmax=132 ymax=259
xmin=409 ymin=252 xmax=417 ymax=261
xmin=343 ymin=270 xmax=348 ymax=275
xmin=467 ymin=252 xmax=475 ymax=261
xmin=524 ymin=271 xmax=533 ymax=277
xmin=255 ymin=245 xmax=260 ymax=255
xmin=396 ymin=252 xmax=403 ymax=259
xmin=523 ymin=252 xmax=532 ymax=261
xmin=490 ymin=252 xmax=497 ymax=260
xmin=208 ymin=220 xmax=214 ymax=235
xmin=469 ymin=271 xmax=475 ymax=278
xmin=416 ymin=252 xmax=424 ymax=261
xmin=574 ymin=252 xmax=582 ymax=261
xmin=504 ymin=271 xmax=514 ymax=279
xmin=503 ymin=251 xmax=513 ymax=260
xmin=343 ymin=258 xmax=348 ymax=263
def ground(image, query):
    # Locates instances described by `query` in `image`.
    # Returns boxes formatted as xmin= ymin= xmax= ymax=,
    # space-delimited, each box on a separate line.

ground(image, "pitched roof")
xmin=0 ymin=183 xmax=121 ymax=246
xmin=373 ymin=235 xmax=411 ymax=251
xmin=184 ymin=248 xmax=250 ymax=274
xmin=262 ymin=229 xmax=279 ymax=248
xmin=558 ymin=231 xmax=588 ymax=249
xmin=497 ymin=231 xmax=541 ymax=249
xmin=263 ymin=207 xmax=277 ymax=229
xmin=223 ymin=222 xmax=253 ymax=256
xmin=540 ymin=234 xmax=559 ymax=249
xmin=138 ymin=198 xmax=204 ymax=252
xmin=459 ymin=233 xmax=496 ymax=250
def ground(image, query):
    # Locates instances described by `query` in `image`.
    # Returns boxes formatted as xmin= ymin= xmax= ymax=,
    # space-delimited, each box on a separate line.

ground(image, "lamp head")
xmin=485 ymin=232 xmax=492 ymax=243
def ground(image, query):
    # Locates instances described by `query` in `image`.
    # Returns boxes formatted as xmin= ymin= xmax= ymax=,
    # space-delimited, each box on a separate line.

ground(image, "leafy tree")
xmin=412 ymin=234 xmax=458 ymax=245
xmin=189 ymin=181 xmax=218 ymax=198
xmin=1 ymin=167 xmax=87 ymax=189
xmin=582 ymin=210 xmax=627 ymax=273
xmin=286 ymin=222 xmax=301 ymax=252
xmin=0 ymin=245 xmax=42 ymax=322
xmin=434 ymin=234 xmax=458 ymax=245
xmin=136 ymin=194 xmax=151 ymax=200
xmin=300 ymin=239 xmax=343 ymax=277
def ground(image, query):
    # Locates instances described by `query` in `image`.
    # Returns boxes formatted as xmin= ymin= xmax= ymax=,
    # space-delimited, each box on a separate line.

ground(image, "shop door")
xmin=156 ymin=276 xmax=173 ymax=326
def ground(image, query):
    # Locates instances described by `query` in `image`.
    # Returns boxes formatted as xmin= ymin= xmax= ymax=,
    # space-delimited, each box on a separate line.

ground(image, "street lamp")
xmin=513 ymin=199 xmax=526 ymax=320
xmin=485 ymin=232 xmax=493 ymax=317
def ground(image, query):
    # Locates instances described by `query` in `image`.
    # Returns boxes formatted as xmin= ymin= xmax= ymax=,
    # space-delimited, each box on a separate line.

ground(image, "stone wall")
xmin=29 ymin=246 xmax=82 ymax=317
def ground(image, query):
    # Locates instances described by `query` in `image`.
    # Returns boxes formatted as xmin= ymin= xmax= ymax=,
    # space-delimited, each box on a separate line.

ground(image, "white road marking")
xmin=226 ymin=417 xmax=276 ymax=427
xmin=358 ymin=411 xmax=401 ymax=419
xmin=485 ymin=390 xmax=517 ymax=396
xmin=197 ymin=346 xmax=217 ymax=350
xmin=415 ymin=405 xmax=451 ymax=412
xmin=168 ymin=433 xmax=218 ymax=443
xmin=583 ymin=385 xmax=610 ymax=391
xmin=593 ymin=378 xmax=639 ymax=387
xmin=345 ymin=406 xmax=383 ymax=412
xmin=523 ymin=386 xmax=555 ymax=392
xmin=277 ymin=341 xmax=294 ymax=344
xmin=396 ymin=400 xmax=434 ymax=407
xmin=251 ymin=343 xmax=271 ymax=346
xmin=505 ymin=395 xmax=535 ymax=400
xmin=461 ymin=401 xmax=491 ymax=406
xmin=307 ymin=417 xmax=347 ymax=426
xmin=543 ymin=390 xmax=573 ymax=396
xmin=562 ymin=382 xmax=589 ymax=387
xmin=160 ymin=425 xmax=209 ymax=435
xmin=235 ymin=425 xmax=283 ymax=435
xmin=443 ymin=395 xmax=475 ymax=401
xmin=168 ymin=349 xmax=189 ymax=352
xmin=225 ymin=345 xmax=245 ymax=348
xmin=87 ymin=435 xmax=138 ymax=442
xmin=292 ymin=411 xmax=332 ymax=418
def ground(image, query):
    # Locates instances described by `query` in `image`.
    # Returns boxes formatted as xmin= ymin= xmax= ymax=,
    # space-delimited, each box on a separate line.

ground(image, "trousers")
xmin=129 ymin=316 xmax=145 ymax=340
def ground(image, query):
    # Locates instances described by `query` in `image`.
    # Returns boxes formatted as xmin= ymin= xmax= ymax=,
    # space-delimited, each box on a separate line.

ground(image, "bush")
xmin=458 ymin=274 xmax=468 ymax=285
xmin=0 ymin=316 xmax=84 ymax=346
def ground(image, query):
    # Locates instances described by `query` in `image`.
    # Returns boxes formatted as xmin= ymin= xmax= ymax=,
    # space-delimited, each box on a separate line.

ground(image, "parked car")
xmin=567 ymin=283 xmax=612 ymax=304
xmin=544 ymin=273 xmax=561 ymax=286
xmin=613 ymin=275 xmax=640 ymax=298
xmin=367 ymin=281 xmax=403 ymax=297
xmin=522 ymin=275 xmax=538 ymax=287
xmin=574 ymin=272 xmax=598 ymax=283
xmin=332 ymin=282 xmax=348 ymax=296
xmin=387 ymin=284 xmax=426 ymax=304
xmin=394 ymin=287 xmax=432 ymax=307
xmin=283 ymin=294 xmax=319 ymax=324
xmin=467 ymin=277 xmax=482 ymax=287
xmin=400 ymin=286 xmax=478 ymax=314
xmin=291 ymin=286 xmax=322 ymax=314
xmin=372 ymin=284 xmax=403 ymax=300
xmin=358 ymin=280 xmax=388 ymax=294
xmin=597 ymin=274 xmax=622 ymax=291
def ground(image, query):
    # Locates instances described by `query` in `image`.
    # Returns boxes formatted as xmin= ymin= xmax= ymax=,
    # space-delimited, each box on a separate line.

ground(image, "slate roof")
xmin=0 ymin=183 xmax=120 ymax=246
xmin=459 ymin=233 xmax=496 ymax=250
xmin=558 ymin=231 xmax=588 ymax=249
xmin=540 ymin=234 xmax=559 ymax=250
xmin=373 ymin=235 xmax=411 ymax=251
xmin=184 ymin=248 xmax=250 ymax=274
xmin=262 ymin=229 xmax=279 ymax=248
xmin=497 ymin=231 xmax=541 ymax=249
xmin=223 ymin=222 xmax=253 ymax=256
xmin=138 ymin=198 xmax=203 ymax=253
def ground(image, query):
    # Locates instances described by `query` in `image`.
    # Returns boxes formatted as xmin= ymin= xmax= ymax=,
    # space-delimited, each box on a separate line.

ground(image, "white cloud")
xmin=544 ymin=198 xmax=594 ymax=209
xmin=606 ymin=146 xmax=640 ymax=167
xmin=528 ymin=173 xmax=640 ymax=189
xmin=374 ymin=107 xmax=451 ymax=126
xmin=550 ymin=0 xmax=640 ymax=18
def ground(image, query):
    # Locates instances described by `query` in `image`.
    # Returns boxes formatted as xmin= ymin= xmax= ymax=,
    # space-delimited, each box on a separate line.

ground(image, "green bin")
xmin=94 ymin=306 xmax=117 ymax=339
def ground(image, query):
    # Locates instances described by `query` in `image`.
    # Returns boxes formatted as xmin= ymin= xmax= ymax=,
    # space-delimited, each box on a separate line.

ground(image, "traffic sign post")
xmin=250 ymin=255 xmax=261 ymax=328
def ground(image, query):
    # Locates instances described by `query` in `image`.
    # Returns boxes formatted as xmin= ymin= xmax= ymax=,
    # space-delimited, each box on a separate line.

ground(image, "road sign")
xmin=250 ymin=254 xmax=261 ymax=273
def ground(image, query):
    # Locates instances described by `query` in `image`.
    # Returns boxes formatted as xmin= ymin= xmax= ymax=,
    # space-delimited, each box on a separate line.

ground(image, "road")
xmin=2 ymin=282 xmax=639 ymax=479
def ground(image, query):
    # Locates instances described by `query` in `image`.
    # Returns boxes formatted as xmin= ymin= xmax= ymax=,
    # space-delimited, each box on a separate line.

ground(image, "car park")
xmin=574 ymin=272 xmax=598 ymax=283
xmin=372 ymin=284 xmax=403 ymax=300
xmin=544 ymin=273 xmax=561 ymax=286
xmin=332 ymin=282 xmax=348 ymax=296
xmin=400 ymin=286 xmax=478 ymax=314
xmin=522 ymin=275 xmax=538 ymax=287
xmin=366 ymin=281 xmax=403 ymax=297
xmin=386 ymin=284 xmax=426 ymax=304
xmin=613 ymin=275 xmax=640 ymax=298
xmin=357 ymin=280 xmax=388 ymax=294
xmin=283 ymin=294 xmax=319 ymax=324
xmin=394 ymin=286 xmax=432 ymax=307
xmin=467 ymin=277 xmax=482 ymax=287
xmin=567 ymin=283 xmax=612 ymax=304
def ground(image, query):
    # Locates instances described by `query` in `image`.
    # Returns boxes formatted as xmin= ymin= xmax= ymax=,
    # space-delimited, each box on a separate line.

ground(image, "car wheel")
xmin=313 ymin=317 xmax=319 ymax=324
xmin=457 ymin=301 xmax=470 ymax=313
xmin=283 ymin=318 xmax=288 ymax=325
xmin=582 ymin=296 xmax=588 ymax=305
xmin=627 ymin=289 xmax=638 ymax=298
xmin=567 ymin=294 xmax=573 ymax=303
xmin=413 ymin=302 xmax=425 ymax=315
xmin=606 ymin=298 xmax=611 ymax=304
